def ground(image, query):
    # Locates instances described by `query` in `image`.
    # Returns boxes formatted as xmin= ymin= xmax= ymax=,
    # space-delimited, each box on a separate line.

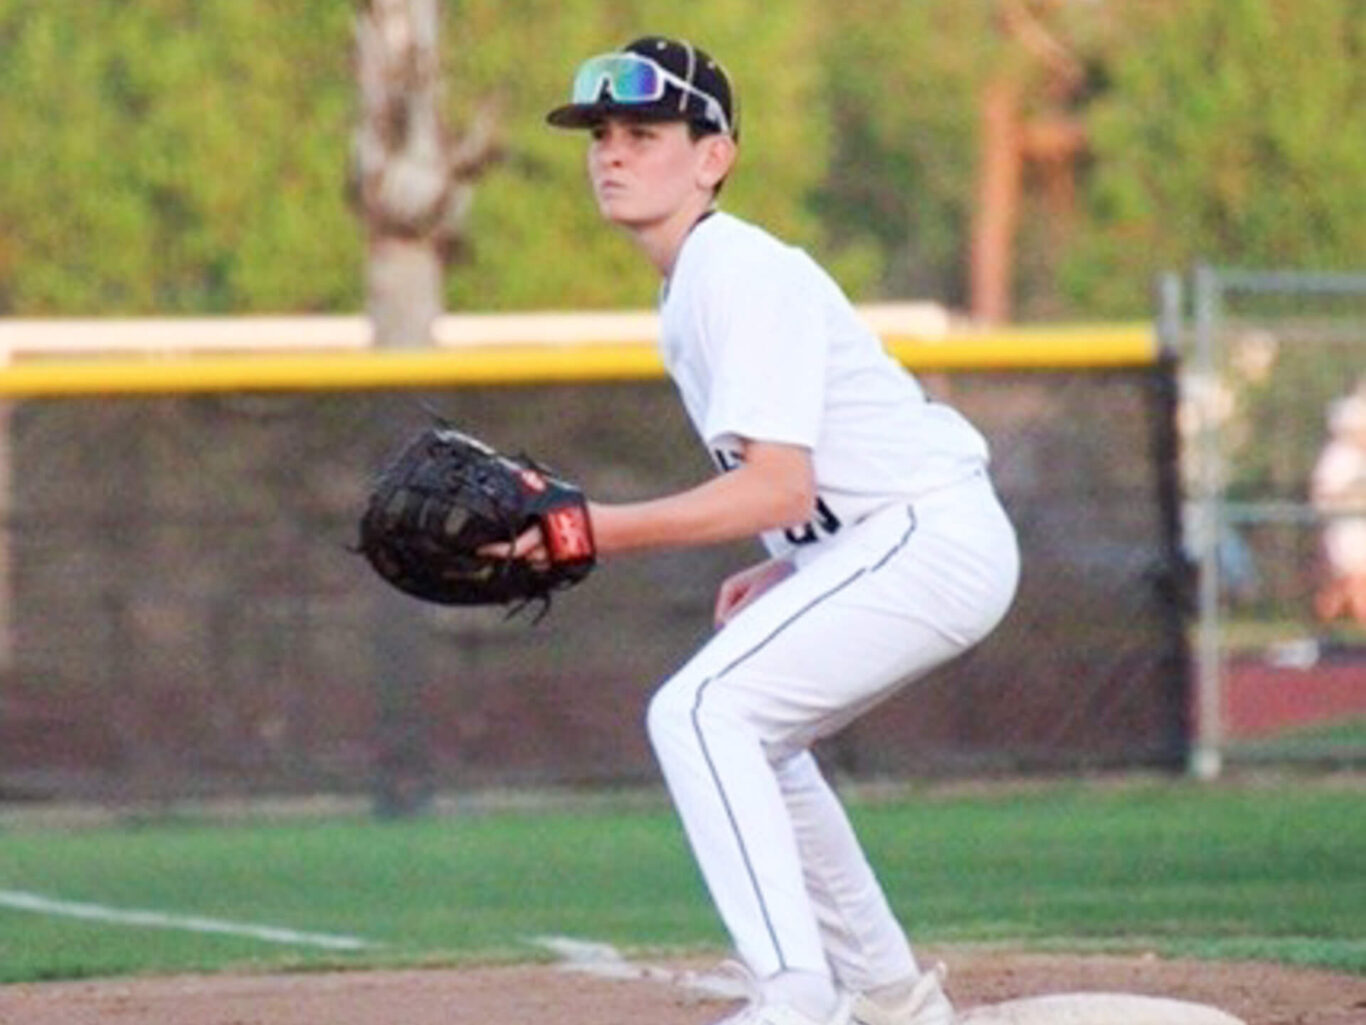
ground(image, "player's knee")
xmin=646 ymin=675 xmax=744 ymax=763
xmin=648 ymin=674 xmax=767 ymax=770
xmin=645 ymin=678 xmax=694 ymax=758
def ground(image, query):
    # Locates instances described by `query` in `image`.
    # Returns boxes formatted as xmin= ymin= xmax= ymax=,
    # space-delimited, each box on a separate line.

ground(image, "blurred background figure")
xmin=1311 ymin=382 xmax=1366 ymax=626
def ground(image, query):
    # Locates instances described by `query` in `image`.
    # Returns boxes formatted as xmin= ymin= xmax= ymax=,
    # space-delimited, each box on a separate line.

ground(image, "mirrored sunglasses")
xmin=571 ymin=52 xmax=731 ymax=136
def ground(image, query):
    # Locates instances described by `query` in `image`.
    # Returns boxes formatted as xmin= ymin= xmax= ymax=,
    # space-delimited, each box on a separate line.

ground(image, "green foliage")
xmin=0 ymin=1 xmax=1364 ymax=317
xmin=1064 ymin=0 xmax=1366 ymax=316
xmin=0 ymin=0 xmax=360 ymax=314
xmin=810 ymin=0 xmax=1000 ymax=304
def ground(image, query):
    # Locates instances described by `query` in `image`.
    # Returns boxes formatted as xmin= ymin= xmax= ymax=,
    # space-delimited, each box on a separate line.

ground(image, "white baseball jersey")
xmin=645 ymin=208 xmax=1019 ymax=1011
xmin=659 ymin=210 xmax=989 ymax=556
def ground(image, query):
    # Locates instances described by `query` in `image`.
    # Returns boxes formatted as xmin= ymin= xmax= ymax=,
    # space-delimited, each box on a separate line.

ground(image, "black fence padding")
xmin=0 ymin=369 xmax=1190 ymax=805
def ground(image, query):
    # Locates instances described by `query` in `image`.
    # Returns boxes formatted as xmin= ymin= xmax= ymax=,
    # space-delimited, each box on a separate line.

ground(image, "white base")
xmin=960 ymin=992 xmax=1247 ymax=1025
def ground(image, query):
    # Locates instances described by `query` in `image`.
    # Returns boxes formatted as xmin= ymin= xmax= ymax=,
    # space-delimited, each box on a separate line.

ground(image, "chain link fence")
xmin=1178 ymin=268 xmax=1366 ymax=775
xmin=0 ymin=354 xmax=1190 ymax=810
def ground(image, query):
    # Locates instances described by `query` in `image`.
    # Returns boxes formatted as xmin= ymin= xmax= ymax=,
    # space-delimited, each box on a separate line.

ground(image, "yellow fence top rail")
xmin=0 ymin=322 xmax=1156 ymax=398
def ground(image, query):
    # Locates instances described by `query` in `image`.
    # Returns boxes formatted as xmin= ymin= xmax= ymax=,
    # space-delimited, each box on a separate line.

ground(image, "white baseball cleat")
xmin=713 ymin=962 xmax=853 ymax=1025
xmin=850 ymin=963 xmax=956 ymax=1025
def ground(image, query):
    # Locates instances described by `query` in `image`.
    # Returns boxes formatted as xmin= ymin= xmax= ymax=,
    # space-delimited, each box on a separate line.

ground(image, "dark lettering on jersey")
xmin=713 ymin=446 xmax=743 ymax=473
xmin=710 ymin=446 xmax=842 ymax=546
xmin=783 ymin=496 xmax=842 ymax=546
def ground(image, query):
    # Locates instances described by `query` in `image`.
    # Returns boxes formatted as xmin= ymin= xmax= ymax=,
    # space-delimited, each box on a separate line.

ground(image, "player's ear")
xmin=696 ymin=133 xmax=737 ymax=191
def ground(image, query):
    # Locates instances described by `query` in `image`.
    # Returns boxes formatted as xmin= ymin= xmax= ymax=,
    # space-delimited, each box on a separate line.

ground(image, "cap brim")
xmin=545 ymin=100 xmax=691 ymax=129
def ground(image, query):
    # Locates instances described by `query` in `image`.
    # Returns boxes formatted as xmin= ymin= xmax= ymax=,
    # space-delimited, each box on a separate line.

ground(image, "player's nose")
xmin=591 ymin=122 xmax=631 ymax=161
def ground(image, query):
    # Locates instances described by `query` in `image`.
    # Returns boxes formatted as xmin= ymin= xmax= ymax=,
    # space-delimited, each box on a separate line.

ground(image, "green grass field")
xmin=1 ymin=777 xmax=1363 ymax=984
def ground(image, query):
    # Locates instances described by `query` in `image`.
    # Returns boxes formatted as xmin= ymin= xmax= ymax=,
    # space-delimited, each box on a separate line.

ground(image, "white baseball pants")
xmin=646 ymin=471 xmax=1019 ymax=992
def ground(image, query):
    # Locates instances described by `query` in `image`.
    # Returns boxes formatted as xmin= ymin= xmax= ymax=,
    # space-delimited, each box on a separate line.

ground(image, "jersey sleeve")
xmin=695 ymin=246 xmax=827 ymax=452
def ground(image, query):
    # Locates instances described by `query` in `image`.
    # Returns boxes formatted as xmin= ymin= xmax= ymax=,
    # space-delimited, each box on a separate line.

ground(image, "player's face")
xmin=586 ymin=118 xmax=724 ymax=229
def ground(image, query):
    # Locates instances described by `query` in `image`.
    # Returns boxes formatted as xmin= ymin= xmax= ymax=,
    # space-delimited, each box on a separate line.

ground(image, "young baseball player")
xmin=538 ymin=36 xmax=1021 ymax=1025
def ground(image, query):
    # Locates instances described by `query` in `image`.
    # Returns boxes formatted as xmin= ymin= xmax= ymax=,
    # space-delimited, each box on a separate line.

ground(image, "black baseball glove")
xmin=357 ymin=425 xmax=595 ymax=611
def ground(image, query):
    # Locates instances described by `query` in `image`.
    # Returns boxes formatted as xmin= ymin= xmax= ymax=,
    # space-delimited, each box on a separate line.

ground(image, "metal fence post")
xmin=1190 ymin=265 xmax=1224 ymax=780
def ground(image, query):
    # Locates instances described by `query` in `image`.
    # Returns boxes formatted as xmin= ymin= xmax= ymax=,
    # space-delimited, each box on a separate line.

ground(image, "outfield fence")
xmin=0 ymin=316 xmax=1191 ymax=811
xmin=1176 ymin=268 xmax=1366 ymax=776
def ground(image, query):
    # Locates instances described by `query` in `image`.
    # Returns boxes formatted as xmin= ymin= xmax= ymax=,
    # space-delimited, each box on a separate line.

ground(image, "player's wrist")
xmin=584 ymin=500 xmax=639 ymax=555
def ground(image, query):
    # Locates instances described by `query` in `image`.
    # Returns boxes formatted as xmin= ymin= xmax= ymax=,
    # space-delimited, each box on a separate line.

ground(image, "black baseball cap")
xmin=546 ymin=36 xmax=738 ymax=139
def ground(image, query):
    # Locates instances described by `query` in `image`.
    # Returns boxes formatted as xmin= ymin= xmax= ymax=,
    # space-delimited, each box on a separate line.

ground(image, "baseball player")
xmin=1311 ymin=384 xmax=1366 ymax=626
xmin=536 ymin=36 xmax=1020 ymax=1025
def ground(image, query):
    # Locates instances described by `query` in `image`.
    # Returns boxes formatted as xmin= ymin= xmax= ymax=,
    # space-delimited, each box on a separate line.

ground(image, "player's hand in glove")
xmin=480 ymin=525 xmax=549 ymax=566
xmin=357 ymin=424 xmax=595 ymax=612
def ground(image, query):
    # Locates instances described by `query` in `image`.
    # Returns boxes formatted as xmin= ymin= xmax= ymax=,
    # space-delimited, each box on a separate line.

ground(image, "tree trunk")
xmin=969 ymin=0 xmax=1088 ymax=324
xmin=969 ymin=77 xmax=1023 ymax=325
xmin=365 ymin=237 xmax=444 ymax=347
xmin=352 ymin=0 xmax=499 ymax=348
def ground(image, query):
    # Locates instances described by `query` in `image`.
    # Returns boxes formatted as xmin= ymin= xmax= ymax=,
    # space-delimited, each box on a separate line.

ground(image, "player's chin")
xmin=595 ymin=199 xmax=631 ymax=224
xmin=595 ymin=192 xmax=647 ymax=225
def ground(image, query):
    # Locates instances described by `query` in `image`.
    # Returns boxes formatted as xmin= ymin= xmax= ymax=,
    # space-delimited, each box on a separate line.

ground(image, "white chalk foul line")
xmin=529 ymin=935 xmax=746 ymax=1000
xmin=0 ymin=889 xmax=375 ymax=951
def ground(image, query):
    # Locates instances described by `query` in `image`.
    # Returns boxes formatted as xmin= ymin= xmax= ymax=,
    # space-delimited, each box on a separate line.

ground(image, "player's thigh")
xmin=649 ymin=511 xmax=967 ymax=755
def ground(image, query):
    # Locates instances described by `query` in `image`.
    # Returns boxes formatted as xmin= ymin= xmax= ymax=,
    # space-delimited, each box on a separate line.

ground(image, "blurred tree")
xmin=1062 ymin=0 xmax=1366 ymax=316
xmin=1 ymin=0 xmax=1362 ymax=320
xmin=0 ymin=0 xmax=360 ymax=315
xmin=350 ymin=0 xmax=500 ymax=346
xmin=811 ymin=0 xmax=995 ymax=307
xmin=812 ymin=0 xmax=1116 ymax=317
xmin=0 ymin=0 xmax=831 ymax=316
xmin=968 ymin=0 xmax=1090 ymax=323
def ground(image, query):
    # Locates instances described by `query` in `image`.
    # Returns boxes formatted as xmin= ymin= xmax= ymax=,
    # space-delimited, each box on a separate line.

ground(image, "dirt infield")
xmin=3 ymin=950 xmax=1362 ymax=1025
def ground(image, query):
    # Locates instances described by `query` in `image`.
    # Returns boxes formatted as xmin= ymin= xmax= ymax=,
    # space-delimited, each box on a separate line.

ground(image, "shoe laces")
xmin=854 ymin=962 xmax=951 ymax=1025
xmin=885 ymin=962 xmax=950 ymax=1025
xmin=902 ymin=962 xmax=948 ymax=1017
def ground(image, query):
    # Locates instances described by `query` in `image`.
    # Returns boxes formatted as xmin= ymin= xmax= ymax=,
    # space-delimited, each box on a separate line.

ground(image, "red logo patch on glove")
xmin=544 ymin=505 xmax=594 ymax=563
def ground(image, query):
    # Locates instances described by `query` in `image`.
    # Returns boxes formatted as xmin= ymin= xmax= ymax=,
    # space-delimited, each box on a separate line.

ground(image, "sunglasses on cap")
xmin=572 ymin=52 xmax=732 ymax=137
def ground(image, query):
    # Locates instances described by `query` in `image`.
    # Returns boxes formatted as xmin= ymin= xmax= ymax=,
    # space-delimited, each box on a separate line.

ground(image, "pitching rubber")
xmin=958 ymin=992 xmax=1247 ymax=1025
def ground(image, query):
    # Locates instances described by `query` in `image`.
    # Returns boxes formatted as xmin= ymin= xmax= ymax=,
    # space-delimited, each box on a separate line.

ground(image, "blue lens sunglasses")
xmin=571 ymin=52 xmax=731 ymax=136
